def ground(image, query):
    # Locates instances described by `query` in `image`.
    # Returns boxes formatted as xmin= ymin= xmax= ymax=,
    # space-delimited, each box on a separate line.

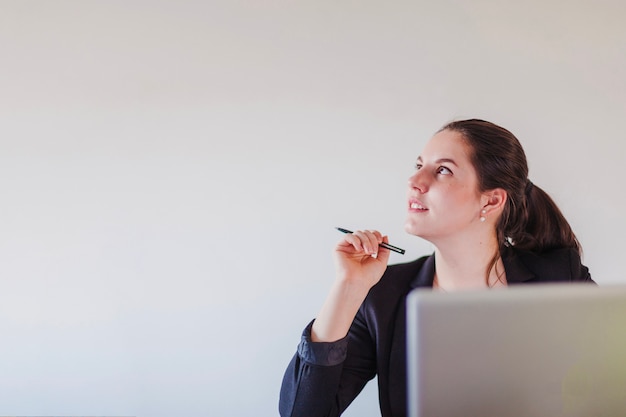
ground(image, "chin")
xmin=404 ymin=220 xmax=425 ymax=238
xmin=405 ymin=220 xmax=438 ymax=244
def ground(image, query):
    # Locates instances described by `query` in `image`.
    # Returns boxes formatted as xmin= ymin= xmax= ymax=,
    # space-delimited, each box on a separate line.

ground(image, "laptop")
xmin=406 ymin=283 xmax=626 ymax=417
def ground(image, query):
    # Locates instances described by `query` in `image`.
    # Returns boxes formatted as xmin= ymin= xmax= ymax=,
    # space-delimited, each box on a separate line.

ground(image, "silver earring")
xmin=480 ymin=209 xmax=486 ymax=222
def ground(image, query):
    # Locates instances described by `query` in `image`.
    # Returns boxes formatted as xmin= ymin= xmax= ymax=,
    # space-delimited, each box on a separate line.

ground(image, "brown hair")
xmin=440 ymin=119 xmax=581 ymax=255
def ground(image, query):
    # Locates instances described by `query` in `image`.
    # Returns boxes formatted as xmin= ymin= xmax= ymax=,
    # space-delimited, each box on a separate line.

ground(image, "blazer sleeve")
xmin=279 ymin=312 xmax=377 ymax=417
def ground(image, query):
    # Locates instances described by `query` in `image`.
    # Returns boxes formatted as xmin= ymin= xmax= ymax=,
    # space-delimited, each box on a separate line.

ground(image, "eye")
xmin=414 ymin=163 xmax=423 ymax=170
xmin=437 ymin=166 xmax=452 ymax=175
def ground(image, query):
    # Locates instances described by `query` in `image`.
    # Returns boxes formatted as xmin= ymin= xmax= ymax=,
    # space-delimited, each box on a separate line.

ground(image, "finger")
xmin=336 ymin=232 xmax=364 ymax=253
xmin=349 ymin=230 xmax=370 ymax=253
xmin=375 ymin=235 xmax=392 ymax=264
xmin=366 ymin=230 xmax=384 ymax=244
xmin=364 ymin=230 xmax=384 ymax=255
xmin=353 ymin=230 xmax=381 ymax=255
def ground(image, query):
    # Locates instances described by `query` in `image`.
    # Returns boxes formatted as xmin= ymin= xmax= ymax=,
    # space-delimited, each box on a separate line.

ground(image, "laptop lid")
xmin=406 ymin=284 xmax=626 ymax=417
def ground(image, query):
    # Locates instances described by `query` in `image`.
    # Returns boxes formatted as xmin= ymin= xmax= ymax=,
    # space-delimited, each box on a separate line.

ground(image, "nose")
xmin=408 ymin=170 xmax=428 ymax=193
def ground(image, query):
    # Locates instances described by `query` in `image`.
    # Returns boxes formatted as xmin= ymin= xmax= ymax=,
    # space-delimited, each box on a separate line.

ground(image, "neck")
xmin=431 ymin=232 xmax=505 ymax=290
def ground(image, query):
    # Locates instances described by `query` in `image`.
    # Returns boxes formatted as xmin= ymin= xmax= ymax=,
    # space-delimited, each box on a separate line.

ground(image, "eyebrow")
xmin=416 ymin=156 xmax=459 ymax=167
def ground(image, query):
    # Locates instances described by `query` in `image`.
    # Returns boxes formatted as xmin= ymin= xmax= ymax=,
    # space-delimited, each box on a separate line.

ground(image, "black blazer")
xmin=279 ymin=247 xmax=594 ymax=417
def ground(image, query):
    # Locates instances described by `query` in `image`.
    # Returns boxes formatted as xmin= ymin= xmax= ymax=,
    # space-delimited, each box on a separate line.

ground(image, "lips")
xmin=408 ymin=198 xmax=428 ymax=211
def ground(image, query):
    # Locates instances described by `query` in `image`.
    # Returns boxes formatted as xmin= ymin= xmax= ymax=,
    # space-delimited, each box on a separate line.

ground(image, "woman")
xmin=279 ymin=119 xmax=593 ymax=417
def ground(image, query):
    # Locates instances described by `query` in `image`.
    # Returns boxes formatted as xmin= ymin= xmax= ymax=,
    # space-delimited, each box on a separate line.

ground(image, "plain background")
xmin=1 ymin=1 xmax=625 ymax=416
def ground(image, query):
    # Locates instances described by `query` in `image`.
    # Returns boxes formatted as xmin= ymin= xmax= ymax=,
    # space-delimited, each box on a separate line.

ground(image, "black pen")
xmin=335 ymin=227 xmax=406 ymax=255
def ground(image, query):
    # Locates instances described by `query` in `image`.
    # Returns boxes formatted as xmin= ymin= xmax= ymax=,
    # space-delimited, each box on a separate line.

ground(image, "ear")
xmin=480 ymin=188 xmax=507 ymax=216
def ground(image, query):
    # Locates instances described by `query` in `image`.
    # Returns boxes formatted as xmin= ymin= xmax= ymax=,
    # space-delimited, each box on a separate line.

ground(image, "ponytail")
xmin=504 ymin=181 xmax=582 ymax=255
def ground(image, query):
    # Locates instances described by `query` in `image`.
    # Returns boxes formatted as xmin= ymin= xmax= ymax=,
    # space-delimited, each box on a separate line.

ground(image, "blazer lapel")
xmin=409 ymin=254 xmax=436 ymax=289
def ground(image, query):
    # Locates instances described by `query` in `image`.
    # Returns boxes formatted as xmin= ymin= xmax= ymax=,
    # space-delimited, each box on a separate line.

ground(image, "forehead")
xmin=419 ymin=129 xmax=473 ymax=163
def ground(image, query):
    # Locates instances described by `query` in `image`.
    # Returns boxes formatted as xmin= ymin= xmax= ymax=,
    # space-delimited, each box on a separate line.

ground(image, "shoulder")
xmin=505 ymin=246 xmax=594 ymax=283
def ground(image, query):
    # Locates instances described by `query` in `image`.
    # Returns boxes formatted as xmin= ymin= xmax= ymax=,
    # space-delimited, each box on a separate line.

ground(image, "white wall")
xmin=1 ymin=1 xmax=624 ymax=416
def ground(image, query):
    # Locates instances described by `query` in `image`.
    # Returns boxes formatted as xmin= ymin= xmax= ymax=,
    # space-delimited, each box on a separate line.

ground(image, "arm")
xmin=313 ymin=230 xmax=390 ymax=342
xmin=279 ymin=230 xmax=390 ymax=417
xmin=279 ymin=314 xmax=376 ymax=417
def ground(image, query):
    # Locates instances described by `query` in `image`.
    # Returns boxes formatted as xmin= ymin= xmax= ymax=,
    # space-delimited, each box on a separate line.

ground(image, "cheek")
xmin=445 ymin=184 xmax=473 ymax=202
xmin=444 ymin=187 xmax=481 ymax=214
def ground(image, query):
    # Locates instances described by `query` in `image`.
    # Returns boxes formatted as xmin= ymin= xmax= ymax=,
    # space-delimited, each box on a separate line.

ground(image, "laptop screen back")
xmin=406 ymin=284 xmax=626 ymax=417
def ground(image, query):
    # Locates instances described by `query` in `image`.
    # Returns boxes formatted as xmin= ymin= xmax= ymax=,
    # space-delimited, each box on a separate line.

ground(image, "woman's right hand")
xmin=312 ymin=229 xmax=392 ymax=343
xmin=311 ymin=230 xmax=391 ymax=342
xmin=333 ymin=229 xmax=391 ymax=290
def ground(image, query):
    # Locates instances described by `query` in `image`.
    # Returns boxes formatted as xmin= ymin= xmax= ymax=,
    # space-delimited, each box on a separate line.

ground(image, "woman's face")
xmin=404 ymin=129 xmax=486 ymax=243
